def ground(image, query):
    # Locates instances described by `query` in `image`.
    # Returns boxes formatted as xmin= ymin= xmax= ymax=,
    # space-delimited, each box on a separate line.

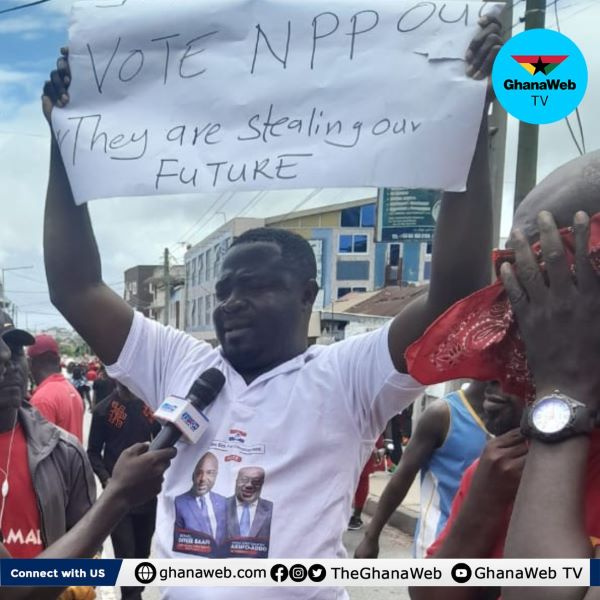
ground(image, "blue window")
xmin=341 ymin=207 xmax=360 ymax=227
xmin=353 ymin=235 xmax=367 ymax=253
xmin=340 ymin=203 xmax=375 ymax=228
xmin=339 ymin=235 xmax=353 ymax=253
xmin=360 ymin=204 xmax=375 ymax=227
xmin=339 ymin=234 xmax=368 ymax=254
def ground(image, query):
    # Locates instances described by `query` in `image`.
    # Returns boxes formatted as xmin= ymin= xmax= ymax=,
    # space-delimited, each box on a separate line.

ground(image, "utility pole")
xmin=488 ymin=0 xmax=513 ymax=250
xmin=513 ymin=0 xmax=547 ymax=212
xmin=163 ymin=248 xmax=170 ymax=327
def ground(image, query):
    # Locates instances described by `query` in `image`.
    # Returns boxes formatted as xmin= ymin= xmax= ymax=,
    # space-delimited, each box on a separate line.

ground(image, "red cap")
xmin=27 ymin=334 xmax=60 ymax=359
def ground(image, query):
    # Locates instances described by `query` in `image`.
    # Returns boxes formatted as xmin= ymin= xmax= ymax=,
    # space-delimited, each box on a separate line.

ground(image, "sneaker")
xmin=348 ymin=516 xmax=363 ymax=530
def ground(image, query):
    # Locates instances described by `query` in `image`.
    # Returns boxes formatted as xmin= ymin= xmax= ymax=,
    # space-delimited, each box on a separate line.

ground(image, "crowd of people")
xmin=0 ymin=9 xmax=599 ymax=600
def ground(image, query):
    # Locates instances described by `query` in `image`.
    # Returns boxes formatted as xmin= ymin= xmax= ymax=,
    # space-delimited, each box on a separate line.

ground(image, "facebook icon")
xmin=270 ymin=564 xmax=289 ymax=583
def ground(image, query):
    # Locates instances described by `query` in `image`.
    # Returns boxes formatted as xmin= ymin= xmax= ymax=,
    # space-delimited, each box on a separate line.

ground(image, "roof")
xmin=325 ymin=285 xmax=429 ymax=318
xmin=266 ymin=191 xmax=376 ymax=224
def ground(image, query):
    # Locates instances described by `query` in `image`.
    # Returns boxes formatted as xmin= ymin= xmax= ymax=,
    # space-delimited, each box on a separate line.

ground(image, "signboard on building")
xmin=376 ymin=188 xmax=442 ymax=243
xmin=309 ymin=239 xmax=325 ymax=309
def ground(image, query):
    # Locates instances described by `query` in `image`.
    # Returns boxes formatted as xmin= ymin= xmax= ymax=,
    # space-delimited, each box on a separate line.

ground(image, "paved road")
xmin=100 ymin=517 xmax=412 ymax=600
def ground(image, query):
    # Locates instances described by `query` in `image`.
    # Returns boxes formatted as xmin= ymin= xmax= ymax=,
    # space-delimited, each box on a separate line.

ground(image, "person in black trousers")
xmin=87 ymin=382 xmax=161 ymax=600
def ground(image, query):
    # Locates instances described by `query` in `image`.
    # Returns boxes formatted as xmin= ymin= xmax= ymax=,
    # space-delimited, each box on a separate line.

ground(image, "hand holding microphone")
xmin=149 ymin=368 xmax=225 ymax=451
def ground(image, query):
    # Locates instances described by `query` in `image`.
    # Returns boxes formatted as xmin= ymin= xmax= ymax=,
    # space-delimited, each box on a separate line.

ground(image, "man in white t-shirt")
xmin=41 ymin=17 xmax=502 ymax=600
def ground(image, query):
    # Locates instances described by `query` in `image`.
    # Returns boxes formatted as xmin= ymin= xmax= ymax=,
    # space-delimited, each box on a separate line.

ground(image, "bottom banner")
xmin=0 ymin=558 xmax=597 ymax=588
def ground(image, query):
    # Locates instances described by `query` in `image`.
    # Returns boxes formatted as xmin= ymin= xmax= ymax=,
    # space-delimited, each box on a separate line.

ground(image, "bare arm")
xmin=355 ymin=401 xmax=449 ymax=558
xmin=389 ymin=107 xmax=491 ymax=372
xmin=42 ymin=50 xmax=134 ymax=365
xmin=0 ymin=443 xmax=175 ymax=600
xmin=501 ymin=212 xmax=600 ymax=600
xmin=388 ymin=16 xmax=502 ymax=372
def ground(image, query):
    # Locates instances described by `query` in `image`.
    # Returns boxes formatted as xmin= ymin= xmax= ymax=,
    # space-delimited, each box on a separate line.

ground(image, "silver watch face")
xmin=531 ymin=396 xmax=571 ymax=434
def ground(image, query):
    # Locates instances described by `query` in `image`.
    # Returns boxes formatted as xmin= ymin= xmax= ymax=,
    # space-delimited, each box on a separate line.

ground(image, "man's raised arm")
xmin=43 ymin=49 xmax=133 ymax=365
xmin=501 ymin=212 xmax=600 ymax=600
xmin=388 ymin=17 xmax=501 ymax=372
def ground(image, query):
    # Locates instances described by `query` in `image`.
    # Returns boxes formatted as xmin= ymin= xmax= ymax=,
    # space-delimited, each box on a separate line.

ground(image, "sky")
xmin=0 ymin=0 xmax=598 ymax=332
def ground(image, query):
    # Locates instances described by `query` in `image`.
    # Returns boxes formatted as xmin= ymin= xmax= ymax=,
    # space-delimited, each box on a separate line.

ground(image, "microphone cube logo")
xmin=492 ymin=29 xmax=587 ymax=124
xmin=181 ymin=411 xmax=200 ymax=432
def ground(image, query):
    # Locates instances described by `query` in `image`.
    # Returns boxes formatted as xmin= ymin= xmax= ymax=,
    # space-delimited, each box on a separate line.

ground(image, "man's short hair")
xmin=230 ymin=228 xmax=317 ymax=282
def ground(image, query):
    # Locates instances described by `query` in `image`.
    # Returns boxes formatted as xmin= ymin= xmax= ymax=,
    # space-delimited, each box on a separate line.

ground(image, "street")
xmin=99 ymin=517 xmax=412 ymax=600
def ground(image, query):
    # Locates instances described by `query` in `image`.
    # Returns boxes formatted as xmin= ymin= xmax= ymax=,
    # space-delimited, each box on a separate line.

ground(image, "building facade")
xmin=124 ymin=265 xmax=157 ymax=317
xmin=124 ymin=264 xmax=184 ymax=327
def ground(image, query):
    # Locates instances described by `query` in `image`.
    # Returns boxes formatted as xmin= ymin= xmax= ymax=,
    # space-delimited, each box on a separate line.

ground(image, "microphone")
xmin=149 ymin=368 xmax=225 ymax=451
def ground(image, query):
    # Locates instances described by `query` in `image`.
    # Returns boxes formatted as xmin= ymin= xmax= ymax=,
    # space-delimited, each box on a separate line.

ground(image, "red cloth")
xmin=406 ymin=214 xmax=600 ymax=402
xmin=0 ymin=424 xmax=44 ymax=557
xmin=426 ymin=430 xmax=600 ymax=558
xmin=31 ymin=374 xmax=84 ymax=442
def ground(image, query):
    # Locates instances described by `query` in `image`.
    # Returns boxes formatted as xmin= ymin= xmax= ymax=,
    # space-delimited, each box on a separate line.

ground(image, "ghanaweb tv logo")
xmin=504 ymin=55 xmax=575 ymax=94
xmin=492 ymin=30 xmax=587 ymax=125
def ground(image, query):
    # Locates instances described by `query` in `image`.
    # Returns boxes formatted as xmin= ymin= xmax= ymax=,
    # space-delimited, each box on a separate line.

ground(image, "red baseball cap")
xmin=27 ymin=334 xmax=60 ymax=359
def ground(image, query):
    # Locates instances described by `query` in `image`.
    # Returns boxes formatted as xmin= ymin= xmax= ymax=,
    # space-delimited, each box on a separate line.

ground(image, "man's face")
xmin=192 ymin=454 xmax=218 ymax=496
xmin=482 ymin=381 xmax=524 ymax=436
xmin=0 ymin=336 xmax=28 ymax=409
xmin=235 ymin=467 xmax=265 ymax=504
xmin=213 ymin=242 xmax=312 ymax=373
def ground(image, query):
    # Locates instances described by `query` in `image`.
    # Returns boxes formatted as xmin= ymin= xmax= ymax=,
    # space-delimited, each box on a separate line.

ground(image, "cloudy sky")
xmin=0 ymin=0 xmax=597 ymax=332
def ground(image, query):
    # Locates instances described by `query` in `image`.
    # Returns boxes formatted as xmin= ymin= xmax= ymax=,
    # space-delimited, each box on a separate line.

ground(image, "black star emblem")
xmin=532 ymin=56 xmax=550 ymax=76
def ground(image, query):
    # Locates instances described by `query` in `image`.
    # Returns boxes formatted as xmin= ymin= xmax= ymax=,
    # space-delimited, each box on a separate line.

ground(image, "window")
xmin=337 ymin=286 xmax=367 ymax=299
xmin=353 ymin=235 xmax=367 ymax=253
xmin=198 ymin=254 xmax=204 ymax=284
xmin=340 ymin=203 xmax=376 ymax=228
xmin=213 ymin=244 xmax=222 ymax=279
xmin=339 ymin=235 xmax=353 ymax=253
xmin=198 ymin=296 xmax=204 ymax=326
xmin=389 ymin=243 xmax=400 ymax=266
xmin=191 ymin=299 xmax=197 ymax=327
xmin=360 ymin=204 xmax=375 ymax=227
xmin=341 ymin=207 xmax=360 ymax=227
xmin=205 ymin=295 xmax=212 ymax=326
xmin=190 ymin=259 xmax=196 ymax=287
xmin=205 ymin=249 xmax=212 ymax=281
xmin=426 ymin=242 xmax=433 ymax=255
xmin=339 ymin=234 xmax=368 ymax=253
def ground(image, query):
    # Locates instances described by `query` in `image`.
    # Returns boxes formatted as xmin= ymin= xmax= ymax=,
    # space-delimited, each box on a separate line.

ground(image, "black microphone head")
xmin=188 ymin=368 xmax=225 ymax=409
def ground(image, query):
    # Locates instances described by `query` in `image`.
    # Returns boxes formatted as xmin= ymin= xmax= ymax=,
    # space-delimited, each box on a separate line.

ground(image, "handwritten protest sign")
xmin=53 ymin=0 xmax=501 ymax=204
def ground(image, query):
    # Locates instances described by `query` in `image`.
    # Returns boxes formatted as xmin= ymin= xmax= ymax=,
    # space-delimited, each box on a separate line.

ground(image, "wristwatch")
xmin=521 ymin=392 xmax=597 ymax=442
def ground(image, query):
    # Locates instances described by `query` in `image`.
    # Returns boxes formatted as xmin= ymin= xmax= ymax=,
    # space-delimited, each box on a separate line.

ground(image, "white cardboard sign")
xmin=53 ymin=0 xmax=500 ymax=204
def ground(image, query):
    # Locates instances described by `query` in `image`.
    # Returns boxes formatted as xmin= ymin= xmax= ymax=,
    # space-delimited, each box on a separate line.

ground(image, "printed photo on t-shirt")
xmin=173 ymin=451 xmax=273 ymax=558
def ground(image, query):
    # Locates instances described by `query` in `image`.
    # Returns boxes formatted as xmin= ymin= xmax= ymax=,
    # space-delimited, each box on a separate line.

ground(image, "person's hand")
xmin=106 ymin=442 xmax=176 ymax=507
xmin=469 ymin=429 xmax=528 ymax=506
xmin=501 ymin=211 xmax=600 ymax=407
xmin=42 ymin=47 xmax=70 ymax=125
xmin=465 ymin=15 xmax=502 ymax=81
xmin=354 ymin=532 xmax=380 ymax=559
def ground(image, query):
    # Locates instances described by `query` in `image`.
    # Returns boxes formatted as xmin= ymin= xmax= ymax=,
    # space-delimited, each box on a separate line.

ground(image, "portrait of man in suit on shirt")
xmin=174 ymin=452 xmax=228 ymax=546
xmin=226 ymin=466 xmax=273 ymax=542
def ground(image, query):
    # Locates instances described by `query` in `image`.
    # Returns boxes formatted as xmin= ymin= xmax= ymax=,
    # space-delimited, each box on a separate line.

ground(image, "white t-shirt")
xmin=107 ymin=311 xmax=424 ymax=599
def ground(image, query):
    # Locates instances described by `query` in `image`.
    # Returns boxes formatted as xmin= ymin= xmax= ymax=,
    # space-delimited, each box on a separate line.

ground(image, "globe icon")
xmin=135 ymin=562 xmax=157 ymax=584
